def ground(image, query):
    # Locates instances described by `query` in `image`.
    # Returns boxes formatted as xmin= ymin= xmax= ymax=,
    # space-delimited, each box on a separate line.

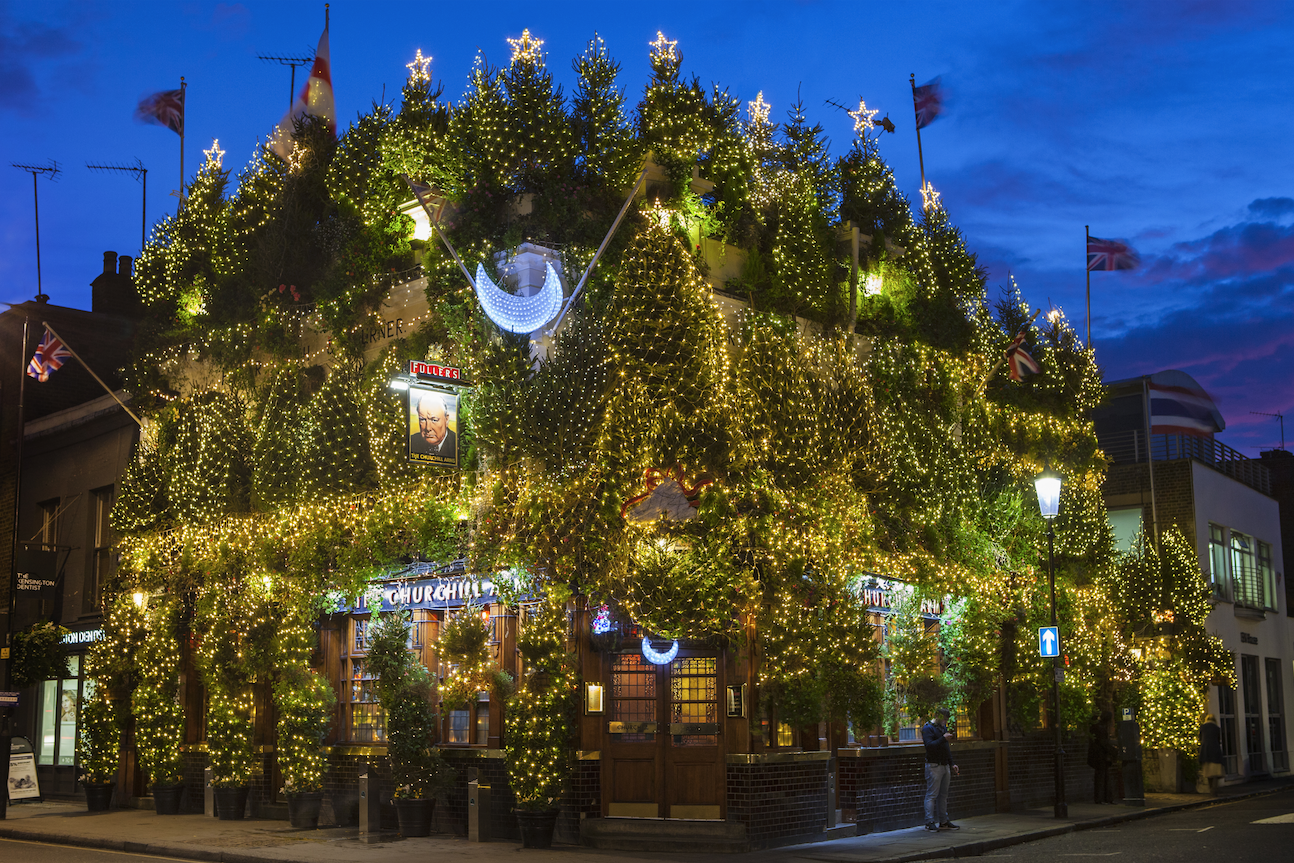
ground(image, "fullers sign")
xmin=409 ymin=360 xmax=463 ymax=384
xmin=352 ymin=576 xmax=499 ymax=613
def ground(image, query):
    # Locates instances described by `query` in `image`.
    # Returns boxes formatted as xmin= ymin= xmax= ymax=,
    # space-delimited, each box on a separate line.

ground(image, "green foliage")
xmin=366 ymin=610 xmax=455 ymax=799
xmin=132 ymin=598 xmax=185 ymax=786
xmin=77 ymin=686 xmax=121 ymax=784
xmin=506 ymin=599 xmax=576 ymax=810
xmin=273 ymin=666 xmax=336 ymax=793
xmin=11 ymin=622 xmax=70 ymax=688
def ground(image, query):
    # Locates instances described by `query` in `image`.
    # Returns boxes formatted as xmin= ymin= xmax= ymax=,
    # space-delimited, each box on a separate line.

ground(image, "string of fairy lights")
xmin=80 ymin=30 xmax=1234 ymax=788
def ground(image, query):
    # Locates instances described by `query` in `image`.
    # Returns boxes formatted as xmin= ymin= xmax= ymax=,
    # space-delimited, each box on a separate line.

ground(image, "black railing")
xmin=1097 ymin=429 xmax=1271 ymax=495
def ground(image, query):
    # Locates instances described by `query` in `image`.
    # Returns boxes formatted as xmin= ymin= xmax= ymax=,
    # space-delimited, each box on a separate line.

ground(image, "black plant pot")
xmin=329 ymin=791 xmax=359 ymax=827
xmin=153 ymin=783 xmax=185 ymax=815
xmin=85 ymin=781 xmax=116 ymax=812
xmin=516 ymin=808 xmax=559 ymax=849
xmin=394 ymin=797 xmax=434 ymax=837
xmin=287 ymin=791 xmax=324 ymax=829
xmin=214 ymin=785 xmax=250 ymax=820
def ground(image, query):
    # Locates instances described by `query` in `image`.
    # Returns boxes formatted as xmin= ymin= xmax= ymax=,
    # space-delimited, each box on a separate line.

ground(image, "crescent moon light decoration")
xmin=641 ymin=636 xmax=680 ymax=665
xmin=473 ymin=261 xmax=564 ymax=334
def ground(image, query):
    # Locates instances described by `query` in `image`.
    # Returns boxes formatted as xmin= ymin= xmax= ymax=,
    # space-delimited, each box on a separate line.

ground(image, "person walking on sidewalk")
xmin=1199 ymin=713 xmax=1225 ymax=795
xmin=922 ymin=707 xmax=960 ymax=832
xmin=1087 ymin=710 xmax=1116 ymax=803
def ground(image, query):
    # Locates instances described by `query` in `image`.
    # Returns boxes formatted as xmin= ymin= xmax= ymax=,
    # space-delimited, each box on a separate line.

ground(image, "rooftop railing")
xmin=1097 ymin=429 xmax=1271 ymax=496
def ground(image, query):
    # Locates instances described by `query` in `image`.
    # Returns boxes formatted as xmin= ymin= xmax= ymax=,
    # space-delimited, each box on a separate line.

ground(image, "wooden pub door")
xmin=603 ymin=648 xmax=725 ymax=820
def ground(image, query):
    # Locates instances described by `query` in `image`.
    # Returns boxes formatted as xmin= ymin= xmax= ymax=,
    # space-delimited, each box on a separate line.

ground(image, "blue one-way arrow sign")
xmin=1039 ymin=626 xmax=1060 ymax=658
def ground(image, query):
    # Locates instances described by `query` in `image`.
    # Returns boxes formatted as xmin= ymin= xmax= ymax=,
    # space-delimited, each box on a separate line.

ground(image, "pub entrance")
xmin=602 ymin=648 xmax=725 ymax=820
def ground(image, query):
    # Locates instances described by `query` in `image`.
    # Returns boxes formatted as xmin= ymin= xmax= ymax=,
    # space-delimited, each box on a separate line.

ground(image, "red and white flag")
xmin=1086 ymin=236 xmax=1140 ymax=271
xmin=1005 ymin=330 xmax=1041 ymax=381
xmin=135 ymin=89 xmax=185 ymax=135
xmin=270 ymin=25 xmax=336 ymax=159
xmin=912 ymin=77 xmax=944 ymax=130
xmin=27 ymin=330 xmax=73 ymax=382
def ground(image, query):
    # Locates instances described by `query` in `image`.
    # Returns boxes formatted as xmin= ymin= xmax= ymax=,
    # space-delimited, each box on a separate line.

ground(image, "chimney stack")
xmin=103 ymin=250 xmax=118 ymax=276
xmin=91 ymin=250 xmax=141 ymax=318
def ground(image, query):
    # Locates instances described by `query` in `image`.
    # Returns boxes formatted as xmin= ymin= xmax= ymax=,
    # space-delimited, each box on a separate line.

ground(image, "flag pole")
xmin=910 ymin=74 xmax=927 ymax=195
xmin=178 ymin=77 xmax=186 ymax=213
xmin=1084 ymin=225 xmax=1091 ymax=348
xmin=39 ymin=323 xmax=143 ymax=427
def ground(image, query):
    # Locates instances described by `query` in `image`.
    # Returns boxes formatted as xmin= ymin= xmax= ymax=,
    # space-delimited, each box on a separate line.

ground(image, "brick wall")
xmin=726 ymin=758 xmax=829 ymax=846
xmin=839 ymin=743 xmax=999 ymax=832
xmin=1104 ymin=461 xmax=1197 ymax=547
xmin=1007 ymin=733 xmax=1095 ymax=809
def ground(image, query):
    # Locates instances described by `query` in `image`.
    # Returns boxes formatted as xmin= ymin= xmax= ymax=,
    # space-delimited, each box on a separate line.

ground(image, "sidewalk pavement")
xmin=1 ymin=779 xmax=1290 ymax=863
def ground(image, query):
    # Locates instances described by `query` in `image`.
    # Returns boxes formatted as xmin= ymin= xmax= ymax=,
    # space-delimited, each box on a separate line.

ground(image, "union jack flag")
xmin=1086 ymin=236 xmax=1139 ymax=271
xmin=912 ymin=77 xmax=944 ymax=130
xmin=27 ymin=330 xmax=72 ymax=382
xmin=1005 ymin=330 xmax=1041 ymax=381
xmin=135 ymin=88 xmax=185 ymax=136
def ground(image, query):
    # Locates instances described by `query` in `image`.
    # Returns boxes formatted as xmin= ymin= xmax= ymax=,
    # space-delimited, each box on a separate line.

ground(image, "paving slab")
xmin=0 ymin=779 xmax=1289 ymax=863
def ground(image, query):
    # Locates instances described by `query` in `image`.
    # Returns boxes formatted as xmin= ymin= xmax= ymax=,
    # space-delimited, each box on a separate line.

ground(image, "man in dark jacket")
xmin=922 ymin=707 xmax=959 ymax=831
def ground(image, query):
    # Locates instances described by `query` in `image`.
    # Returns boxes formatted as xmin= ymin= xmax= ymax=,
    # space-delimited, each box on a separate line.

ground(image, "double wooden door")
xmin=602 ymin=649 xmax=725 ymax=820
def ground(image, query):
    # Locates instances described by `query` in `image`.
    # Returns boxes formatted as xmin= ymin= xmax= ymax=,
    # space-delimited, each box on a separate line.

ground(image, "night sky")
xmin=2 ymin=1 xmax=1290 ymax=454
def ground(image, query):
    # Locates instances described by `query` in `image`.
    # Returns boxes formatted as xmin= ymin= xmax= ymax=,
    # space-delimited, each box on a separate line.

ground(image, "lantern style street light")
xmin=1034 ymin=462 xmax=1067 ymax=819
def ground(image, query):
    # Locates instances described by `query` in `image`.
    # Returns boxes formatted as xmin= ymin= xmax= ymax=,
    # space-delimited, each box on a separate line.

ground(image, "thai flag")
xmin=27 ymin=330 xmax=72 ymax=382
xmin=1087 ymin=236 xmax=1140 ymax=271
xmin=1005 ymin=330 xmax=1041 ymax=381
xmin=913 ymin=77 xmax=944 ymax=130
xmin=1149 ymin=383 xmax=1219 ymax=435
xmin=135 ymin=89 xmax=184 ymax=136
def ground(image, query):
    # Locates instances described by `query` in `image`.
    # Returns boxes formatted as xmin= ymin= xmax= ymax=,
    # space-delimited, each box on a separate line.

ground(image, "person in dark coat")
xmin=1087 ymin=710 xmax=1115 ymax=803
xmin=921 ymin=707 xmax=959 ymax=831
xmin=1199 ymin=713 xmax=1225 ymax=795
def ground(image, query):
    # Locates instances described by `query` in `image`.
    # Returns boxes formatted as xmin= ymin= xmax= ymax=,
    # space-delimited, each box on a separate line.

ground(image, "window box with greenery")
xmin=366 ymin=608 xmax=456 ymax=837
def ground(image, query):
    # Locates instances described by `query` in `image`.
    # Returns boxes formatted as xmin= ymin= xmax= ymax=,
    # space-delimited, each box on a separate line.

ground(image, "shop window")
xmin=1208 ymin=524 xmax=1229 ymax=601
xmin=36 ymin=656 xmax=85 ymax=767
xmin=447 ymin=709 xmax=470 ymax=744
xmin=475 ymin=702 xmax=490 ymax=745
xmin=611 ymin=652 xmax=656 ymax=743
xmin=346 ymin=617 xmax=384 ymax=743
xmin=1266 ymin=657 xmax=1287 ymax=772
xmin=1217 ymin=683 xmax=1240 ymax=776
xmin=1106 ymin=508 xmax=1143 ymax=552
xmin=1241 ymin=654 xmax=1266 ymax=774
xmin=670 ymin=656 xmax=717 ymax=746
xmin=776 ymin=722 xmax=794 ymax=748
xmin=85 ymin=486 xmax=114 ymax=614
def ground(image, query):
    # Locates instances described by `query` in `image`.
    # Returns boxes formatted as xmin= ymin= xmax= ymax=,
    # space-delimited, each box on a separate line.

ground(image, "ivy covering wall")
xmin=99 ymin=29 xmax=1230 ymax=768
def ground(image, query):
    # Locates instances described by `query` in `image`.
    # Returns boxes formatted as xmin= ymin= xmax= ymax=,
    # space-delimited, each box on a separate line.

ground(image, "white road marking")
xmin=1057 ymin=854 xmax=1122 ymax=857
xmin=1198 ymin=825 xmax=1214 ymax=832
xmin=1252 ymin=813 xmax=1294 ymax=824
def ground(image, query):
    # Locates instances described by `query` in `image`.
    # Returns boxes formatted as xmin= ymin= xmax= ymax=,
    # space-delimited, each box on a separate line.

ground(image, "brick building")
xmin=1093 ymin=370 xmax=1292 ymax=787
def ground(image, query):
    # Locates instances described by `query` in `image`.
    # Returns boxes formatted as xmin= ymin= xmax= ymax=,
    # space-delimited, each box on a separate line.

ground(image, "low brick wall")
xmin=839 ymin=742 xmax=1001 ymax=832
xmin=727 ymin=756 xmax=829 ymax=846
xmin=1007 ymin=733 xmax=1095 ymax=810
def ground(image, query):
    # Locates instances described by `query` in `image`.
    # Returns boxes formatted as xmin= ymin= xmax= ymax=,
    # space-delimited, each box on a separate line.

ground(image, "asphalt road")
xmin=981 ymin=788 xmax=1294 ymax=862
xmin=0 ymin=837 xmax=194 ymax=863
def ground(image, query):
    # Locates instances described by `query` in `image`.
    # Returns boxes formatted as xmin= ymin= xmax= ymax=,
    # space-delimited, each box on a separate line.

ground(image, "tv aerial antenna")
xmin=10 ymin=161 xmax=61 ymax=301
xmin=258 ymin=51 xmax=315 ymax=110
xmin=1251 ymin=411 xmax=1285 ymax=450
xmin=87 ymin=159 xmax=148 ymax=252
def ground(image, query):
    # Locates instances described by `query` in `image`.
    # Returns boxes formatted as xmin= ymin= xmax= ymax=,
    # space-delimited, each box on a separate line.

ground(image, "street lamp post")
xmin=1034 ymin=463 xmax=1067 ymax=819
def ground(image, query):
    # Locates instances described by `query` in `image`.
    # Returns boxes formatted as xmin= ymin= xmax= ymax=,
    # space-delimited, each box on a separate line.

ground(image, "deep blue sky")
xmin=2 ymin=1 xmax=1291 ymax=454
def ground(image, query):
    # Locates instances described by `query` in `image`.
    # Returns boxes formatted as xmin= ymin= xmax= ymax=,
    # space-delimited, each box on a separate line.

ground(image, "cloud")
xmin=0 ymin=8 xmax=83 ymax=114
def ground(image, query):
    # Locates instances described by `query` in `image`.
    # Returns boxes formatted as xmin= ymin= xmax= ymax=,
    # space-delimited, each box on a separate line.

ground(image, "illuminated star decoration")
xmin=921 ymin=181 xmax=941 ymax=211
xmin=203 ymin=139 xmax=224 ymax=167
xmin=748 ymin=91 xmax=771 ymax=125
xmin=649 ymin=30 xmax=678 ymax=64
xmin=405 ymin=49 xmax=432 ymax=83
xmin=848 ymin=98 xmax=879 ymax=136
xmin=507 ymin=29 xmax=544 ymax=65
